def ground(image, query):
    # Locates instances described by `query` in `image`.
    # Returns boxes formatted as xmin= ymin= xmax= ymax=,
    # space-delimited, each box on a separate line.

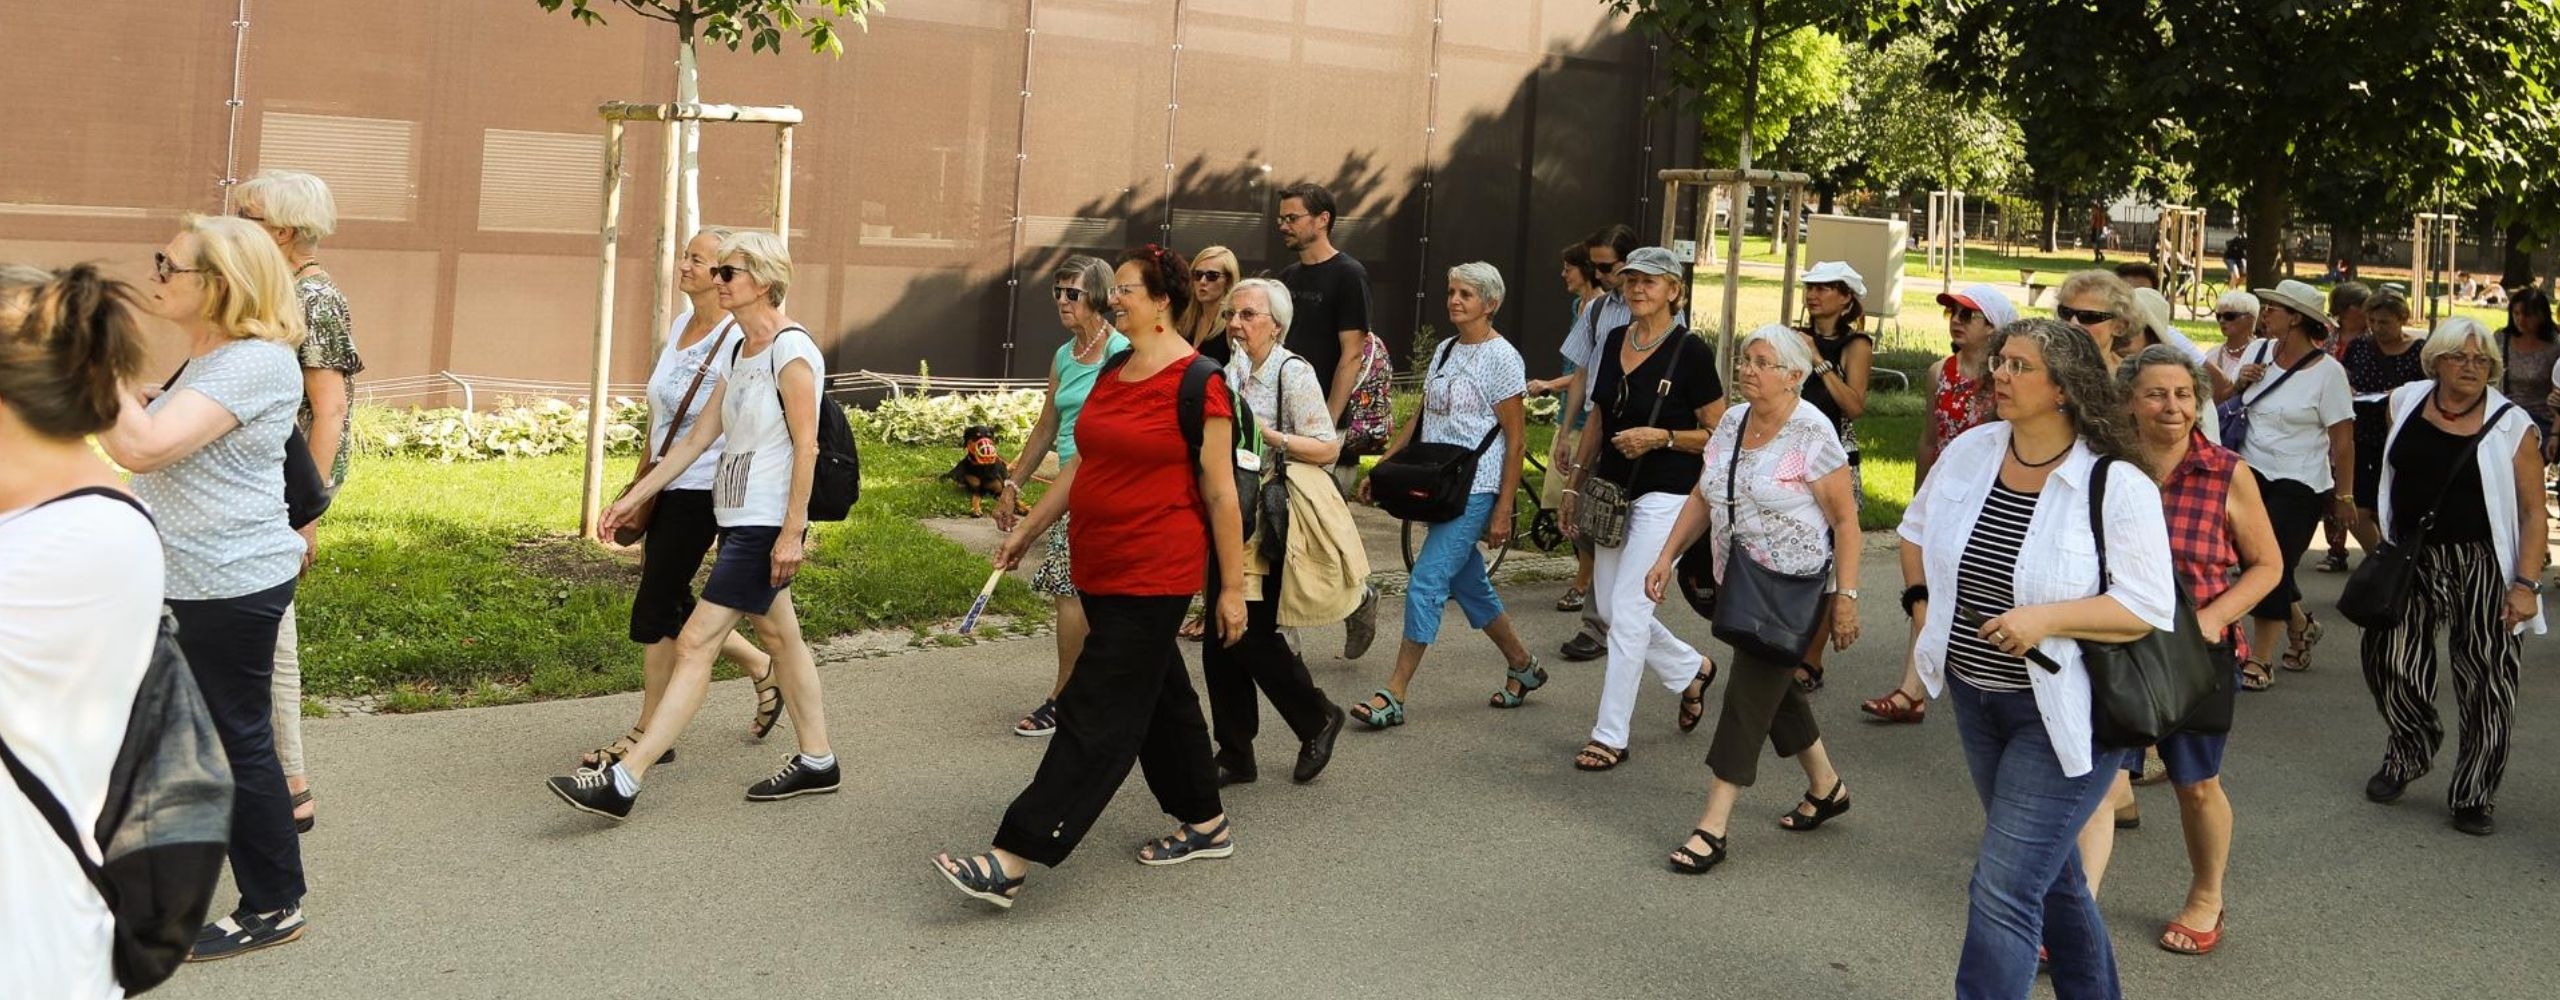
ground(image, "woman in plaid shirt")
xmin=2076 ymin=345 xmax=2281 ymax=957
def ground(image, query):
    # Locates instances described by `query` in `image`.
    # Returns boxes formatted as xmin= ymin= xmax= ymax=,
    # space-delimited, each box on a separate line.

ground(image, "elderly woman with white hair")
xmin=232 ymin=168 xmax=366 ymax=832
xmin=1350 ymin=261 xmax=1539 ymax=730
xmin=1560 ymin=247 xmax=1726 ymax=770
xmin=559 ymin=230 xmax=840 ymax=820
xmin=1647 ymin=324 xmax=1861 ymax=873
xmin=2206 ymin=289 xmax=2262 ymax=399
xmin=1202 ymin=276 xmax=1346 ymax=785
xmin=2357 ymin=316 xmax=2548 ymax=837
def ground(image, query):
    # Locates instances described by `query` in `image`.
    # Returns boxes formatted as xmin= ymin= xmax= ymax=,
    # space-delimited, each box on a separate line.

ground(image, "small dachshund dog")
xmin=941 ymin=424 xmax=1022 ymax=517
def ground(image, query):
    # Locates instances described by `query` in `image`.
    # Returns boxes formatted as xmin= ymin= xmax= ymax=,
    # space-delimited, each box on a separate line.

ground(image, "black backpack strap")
xmin=2087 ymin=455 xmax=2112 ymax=592
xmin=35 ymin=486 xmax=154 ymax=524
xmin=0 ymin=731 xmax=114 ymax=903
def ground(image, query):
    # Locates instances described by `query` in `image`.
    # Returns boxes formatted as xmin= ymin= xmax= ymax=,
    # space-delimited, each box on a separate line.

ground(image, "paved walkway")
xmin=158 ymin=546 xmax=2557 ymax=1000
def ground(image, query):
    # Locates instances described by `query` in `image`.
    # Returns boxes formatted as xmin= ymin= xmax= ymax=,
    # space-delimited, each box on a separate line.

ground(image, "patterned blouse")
xmin=295 ymin=271 xmax=365 ymax=488
xmin=1931 ymin=355 xmax=1990 ymax=451
xmin=2160 ymin=429 xmax=2247 ymax=659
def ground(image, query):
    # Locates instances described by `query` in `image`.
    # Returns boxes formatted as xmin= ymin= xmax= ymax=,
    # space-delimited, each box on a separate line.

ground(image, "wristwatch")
xmin=2517 ymin=577 xmax=2546 ymax=594
xmin=1835 ymin=588 xmax=1859 ymax=600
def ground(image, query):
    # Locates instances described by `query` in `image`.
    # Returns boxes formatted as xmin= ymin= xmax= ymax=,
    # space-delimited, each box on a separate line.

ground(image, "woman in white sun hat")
xmin=2228 ymin=278 xmax=2355 ymax=690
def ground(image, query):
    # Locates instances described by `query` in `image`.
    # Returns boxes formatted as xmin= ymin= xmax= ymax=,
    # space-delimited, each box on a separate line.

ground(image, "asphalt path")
xmin=156 ymin=543 xmax=2559 ymax=1000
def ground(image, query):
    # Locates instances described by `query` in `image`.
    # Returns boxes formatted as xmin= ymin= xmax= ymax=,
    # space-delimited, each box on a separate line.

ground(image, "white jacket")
xmin=1899 ymin=422 xmax=2180 ymax=776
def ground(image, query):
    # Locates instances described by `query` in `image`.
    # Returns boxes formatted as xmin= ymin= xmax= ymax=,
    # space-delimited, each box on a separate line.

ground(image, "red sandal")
xmin=1859 ymin=689 xmax=1927 ymax=723
xmin=2158 ymin=910 xmax=2226 ymax=956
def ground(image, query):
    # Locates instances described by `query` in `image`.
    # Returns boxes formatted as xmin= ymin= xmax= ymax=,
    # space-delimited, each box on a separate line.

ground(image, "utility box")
xmin=1806 ymin=215 xmax=1908 ymax=318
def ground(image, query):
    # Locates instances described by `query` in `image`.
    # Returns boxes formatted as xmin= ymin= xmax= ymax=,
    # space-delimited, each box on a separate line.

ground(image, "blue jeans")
xmin=1403 ymin=492 xmax=1504 ymax=644
xmin=1946 ymin=676 xmax=2129 ymax=1000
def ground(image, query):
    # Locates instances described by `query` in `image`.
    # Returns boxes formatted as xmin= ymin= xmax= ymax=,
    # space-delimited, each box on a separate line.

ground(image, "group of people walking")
xmin=6 ymin=165 xmax=2552 ymax=1000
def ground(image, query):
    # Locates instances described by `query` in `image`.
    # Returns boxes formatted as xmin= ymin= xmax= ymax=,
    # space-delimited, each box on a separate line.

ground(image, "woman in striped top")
xmin=1897 ymin=318 xmax=2180 ymax=999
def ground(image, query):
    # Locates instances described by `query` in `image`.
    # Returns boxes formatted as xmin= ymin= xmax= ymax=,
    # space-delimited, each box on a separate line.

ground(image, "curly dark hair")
xmin=1989 ymin=317 xmax=2149 ymax=475
xmin=1114 ymin=244 xmax=1193 ymax=320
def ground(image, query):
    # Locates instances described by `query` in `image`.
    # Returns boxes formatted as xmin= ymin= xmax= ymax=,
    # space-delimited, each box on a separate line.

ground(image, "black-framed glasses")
xmin=2056 ymin=305 xmax=2116 ymax=326
xmin=1219 ymin=307 xmax=1271 ymax=324
xmin=2215 ymin=311 xmax=2249 ymax=322
xmin=1275 ymin=212 xmax=1308 ymax=226
xmin=712 ymin=264 xmax=747 ymax=283
xmin=1193 ymin=271 xmax=1231 ymax=284
xmin=1051 ymin=286 xmax=1085 ymax=302
xmin=152 ymin=251 xmax=207 ymax=282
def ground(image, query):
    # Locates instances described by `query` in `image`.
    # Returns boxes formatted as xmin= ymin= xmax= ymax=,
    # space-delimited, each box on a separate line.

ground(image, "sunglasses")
xmin=1943 ymin=305 xmax=1981 ymax=324
xmin=711 ymin=264 xmax=749 ymax=283
xmin=1193 ymin=271 xmax=1231 ymax=284
xmin=1052 ymin=286 xmax=1085 ymax=302
xmin=152 ymin=251 xmax=208 ymax=282
xmin=1592 ymin=260 xmax=1619 ymax=274
xmin=2215 ymin=311 xmax=2250 ymax=322
xmin=2056 ymin=305 xmax=2116 ymax=326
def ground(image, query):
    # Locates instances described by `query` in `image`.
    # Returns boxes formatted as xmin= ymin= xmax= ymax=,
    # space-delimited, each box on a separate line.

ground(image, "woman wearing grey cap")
xmin=1560 ymin=246 xmax=1726 ymax=771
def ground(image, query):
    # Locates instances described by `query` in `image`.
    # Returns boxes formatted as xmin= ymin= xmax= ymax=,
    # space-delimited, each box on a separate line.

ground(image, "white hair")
xmin=1447 ymin=261 xmax=1505 ymax=308
xmin=2421 ymin=316 xmax=2503 ymax=384
xmin=2216 ymin=289 xmax=2260 ymax=316
xmin=1231 ymin=277 xmax=1292 ymax=335
xmin=233 ymin=170 xmax=338 ymax=247
xmin=1741 ymin=322 xmax=1819 ymax=387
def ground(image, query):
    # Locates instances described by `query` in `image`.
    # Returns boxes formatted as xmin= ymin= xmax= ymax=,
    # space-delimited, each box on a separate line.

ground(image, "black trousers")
xmin=1201 ymin=571 xmax=1334 ymax=758
xmin=2250 ymin=471 xmax=2327 ymax=620
xmin=994 ymin=594 xmax=1222 ymax=867
xmin=1705 ymin=644 xmax=1821 ymax=787
xmin=169 ymin=577 xmax=305 ymax=913
xmin=628 ymin=488 xmax=720 ymax=644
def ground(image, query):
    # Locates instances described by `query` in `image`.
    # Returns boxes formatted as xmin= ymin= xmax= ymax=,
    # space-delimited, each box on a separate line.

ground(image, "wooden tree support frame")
xmin=1927 ymin=190 xmax=1966 ymax=294
xmin=2153 ymin=205 xmax=2208 ymax=319
xmin=581 ymin=101 xmax=803 ymax=538
xmin=1657 ymin=167 xmax=1814 ymax=395
xmin=2413 ymin=211 xmax=2461 ymax=325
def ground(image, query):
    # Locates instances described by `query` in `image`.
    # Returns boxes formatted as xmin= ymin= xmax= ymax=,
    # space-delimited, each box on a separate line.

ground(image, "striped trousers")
xmin=2358 ymin=541 xmax=2521 ymax=811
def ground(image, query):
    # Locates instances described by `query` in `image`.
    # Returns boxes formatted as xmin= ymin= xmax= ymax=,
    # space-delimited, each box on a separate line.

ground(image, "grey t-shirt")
xmin=135 ymin=339 xmax=308 ymax=600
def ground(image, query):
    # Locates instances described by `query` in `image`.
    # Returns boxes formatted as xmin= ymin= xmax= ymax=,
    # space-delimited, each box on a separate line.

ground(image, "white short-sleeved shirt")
xmin=133 ymin=339 xmax=307 ymax=600
xmin=0 ymin=494 xmax=163 ymax=1000
xmin=2232 ymin=341 xmax=2355 ymax=489
xmin=645 ymin=310 xmax=740 ymax=492
xmin=1418 ymin=336 xmax=1527 ymax=495
xmin=1697 ymin=399 xmax=1849 ymax=583
xmin=712 ymin=327 xmax=826 ymax=527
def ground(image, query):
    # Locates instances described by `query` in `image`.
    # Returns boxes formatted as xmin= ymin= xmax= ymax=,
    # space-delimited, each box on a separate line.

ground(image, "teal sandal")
xmin=1489 ymin=657 xmax=1549 ymax=708
xmin=1350 ymin=690 xmax=1405 ymax=728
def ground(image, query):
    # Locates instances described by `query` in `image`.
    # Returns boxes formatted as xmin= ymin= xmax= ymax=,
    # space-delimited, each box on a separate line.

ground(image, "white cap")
xmin=1800 ymin=260 xmax=1867 ymax=298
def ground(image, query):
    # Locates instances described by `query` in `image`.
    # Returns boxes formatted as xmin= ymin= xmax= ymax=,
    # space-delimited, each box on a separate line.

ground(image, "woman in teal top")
xmin=999 ymin=255 xmax=1130 ymax=737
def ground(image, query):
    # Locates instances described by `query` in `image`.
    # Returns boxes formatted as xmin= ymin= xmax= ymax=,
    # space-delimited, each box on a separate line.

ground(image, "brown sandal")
xmin=750 ymin=668 xmax=786 ymax=739
xmin=2239 ymin=659 xmax=2275 ymax=692
xmin=579 ymin=728 xmax=674 ymax=771
xmin=1573 ymin=741 xmax=1629 ymax=771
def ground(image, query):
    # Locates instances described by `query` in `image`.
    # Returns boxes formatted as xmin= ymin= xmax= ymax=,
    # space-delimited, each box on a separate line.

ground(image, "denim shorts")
xmin=700 ymin=525 xmax=797 ymax=615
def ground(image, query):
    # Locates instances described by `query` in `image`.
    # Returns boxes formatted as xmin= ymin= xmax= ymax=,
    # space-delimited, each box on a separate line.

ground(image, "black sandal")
xmin=1793 ymin=662 xmax=1825 ymax=693
xmin=1573 ymin=741 xmax=1629 ymax=771
xmin=1777 ymin=780 xmax=1850 ymax=832
xmin=750 ymin=668 xmax=787 ymax=739
xmin=933 ymin=851 xmax=1025 ymax=909
xmin=1678 ymin=662 xmax=1719 ymax=733
xmin=1667 ymin=828 xmax=1728 ymax=874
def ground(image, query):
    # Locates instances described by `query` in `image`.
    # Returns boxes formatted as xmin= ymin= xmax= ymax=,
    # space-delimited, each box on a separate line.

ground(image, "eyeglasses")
xmin=1110 ymin=282 xmax=1146 ymax=298
xmin=152 ymin=251 xmax=207 ymax=283
xmin=2215 ymin=311 xmax=2250 ymax=323
xmin=1051 ymin=286 xmax=1085 ymax=302
xmin=1219 ymin=308 xmax=1271 ymax=324
xmin=2441 ymin=353 xmax=2496 ymax=370
xmin=2056 ymin=305 xmax=2117 ymax=327
xmin=711 ymin=264 xmax=748 ymax=283
xmin=1275 ymin=212 xmax=1307 ymax=226
xmin=1943 ymin=306 xmax=1981 ymax=324
xmin=1986 ymin=355 xmax=2043 ymax=376
xmin=1736 ymin=356 xmax=1789 ymax=371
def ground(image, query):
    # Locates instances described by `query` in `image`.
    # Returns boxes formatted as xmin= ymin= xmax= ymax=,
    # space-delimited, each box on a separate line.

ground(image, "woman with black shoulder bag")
xmin=1559 ymin=246 xmax=1725 ymax=772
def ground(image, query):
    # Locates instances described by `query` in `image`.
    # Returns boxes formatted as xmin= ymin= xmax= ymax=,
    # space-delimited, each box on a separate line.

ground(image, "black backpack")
xmin=0 ymin=488 xmax=232 ymax=995
xmin=731 ymin=328 xmax=860 ymax=521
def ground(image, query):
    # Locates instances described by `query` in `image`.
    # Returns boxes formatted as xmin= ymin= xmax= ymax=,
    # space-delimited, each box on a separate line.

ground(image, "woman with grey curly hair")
xmin=1895 ymin=317 xmax=2178 ymax=997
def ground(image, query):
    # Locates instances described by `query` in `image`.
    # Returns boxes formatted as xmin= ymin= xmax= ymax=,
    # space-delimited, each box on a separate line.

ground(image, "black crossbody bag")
xmin=1371 ymin=341 xmax=1501 ymax=523
xmin=2338 ymin=402 xmax=2515 ymax=629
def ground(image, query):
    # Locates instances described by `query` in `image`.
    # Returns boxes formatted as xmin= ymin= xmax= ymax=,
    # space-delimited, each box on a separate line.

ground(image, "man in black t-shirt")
xmin=1274 ymin=182 xmax=1373 ymax=428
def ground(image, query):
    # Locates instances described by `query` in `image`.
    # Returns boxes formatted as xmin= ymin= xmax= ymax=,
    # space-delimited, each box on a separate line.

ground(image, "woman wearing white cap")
xmin=2229 ymin=279 xmax=2355 ymax=689
xmin=1861 ymin=283 xmax=2015 ymax=724
xmin=1789 ymin=260 xmax=1872 ymax=693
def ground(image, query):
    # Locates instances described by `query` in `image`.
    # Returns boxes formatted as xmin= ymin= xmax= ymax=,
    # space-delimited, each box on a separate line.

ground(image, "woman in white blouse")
xmin=2230 ymin=279 xmax=2355 ymax=684
xmin=1646 ymin=325 xmax=1861 ymax=875
xmin=1897 ymin=317 xmax=2178 ymax=998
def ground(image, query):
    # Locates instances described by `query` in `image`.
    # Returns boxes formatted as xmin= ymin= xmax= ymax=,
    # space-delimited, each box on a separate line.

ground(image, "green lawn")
xmin=299 ymin=439 xmax=1049 ymax=711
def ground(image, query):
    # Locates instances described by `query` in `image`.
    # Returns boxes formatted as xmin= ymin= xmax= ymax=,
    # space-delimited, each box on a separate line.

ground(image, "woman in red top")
xmin=934 ymin=245 xmax=1250 ymax=909
xmin=2075 ymin=345 xmax=2280 ymax=957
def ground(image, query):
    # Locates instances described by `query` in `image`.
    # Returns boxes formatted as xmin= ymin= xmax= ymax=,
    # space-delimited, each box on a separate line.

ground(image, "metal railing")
xmin=355 ymin=369 xmax=1049 ymax=411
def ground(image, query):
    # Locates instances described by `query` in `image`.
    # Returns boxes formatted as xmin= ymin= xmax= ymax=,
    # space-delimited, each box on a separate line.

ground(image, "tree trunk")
xmin=1816 ymin=185 xmax=1836 ymax=215
xmin=2505 ymin=218 xmax=2536 ymax=290
xmin=2334 ymin=216 xmax=2363 ymax=282
xmin=2038 ymin=183 xmax=2061 ymax=253
xmin=2244 ymin=149 xmax=2290 ymax=290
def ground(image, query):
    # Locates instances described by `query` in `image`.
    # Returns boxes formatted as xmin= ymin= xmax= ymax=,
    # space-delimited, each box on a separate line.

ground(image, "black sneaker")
xmin=188 ymin=906 xmax=306 ymax=962
xmin=2453 ymin=805 xmax=2496 ymax=836
xmin=547 ymin=768 xmax=636 ymax=821
xmin=746 ymin=755 xmax=841 ymax=801
xmin=1559 ymin=632 xmax=1605 ymax=662
xmin=2365 ymin=767 xmax=2411 ymax=804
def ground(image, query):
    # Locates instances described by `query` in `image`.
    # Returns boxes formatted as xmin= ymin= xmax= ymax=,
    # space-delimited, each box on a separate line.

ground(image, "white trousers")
xmin=1587 ymin=491 xmax=1704 ymax=749
xmin=271 ymin=602 xmax=306 ymax=778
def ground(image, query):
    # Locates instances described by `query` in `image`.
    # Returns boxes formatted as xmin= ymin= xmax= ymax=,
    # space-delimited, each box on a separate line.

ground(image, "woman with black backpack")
xmin=553 ymin=230 xmax=840 ymax=821
xmin=0 ymin=263 xmax=164 ymax=997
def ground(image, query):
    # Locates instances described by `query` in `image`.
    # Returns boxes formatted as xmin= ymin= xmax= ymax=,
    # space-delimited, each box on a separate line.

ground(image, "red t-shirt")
xmin=1067 ymin=354 xmax=1231 ymax=596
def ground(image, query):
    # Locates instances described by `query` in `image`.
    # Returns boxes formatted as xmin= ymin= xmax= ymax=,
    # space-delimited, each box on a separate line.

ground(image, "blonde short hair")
xmin=233 ymin=170 xmax=337 ymax=248
xmin=2421 ymin=316 xmax=2503 ymax=385
xmin=715 ymin=230 xmax=792 ymax=306
xmin=183 ymin=214 xmax=305 ymax=348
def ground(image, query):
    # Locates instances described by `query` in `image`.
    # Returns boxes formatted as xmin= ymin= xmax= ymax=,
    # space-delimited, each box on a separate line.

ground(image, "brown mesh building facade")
xmin=0 ymin=0 xmax=1695 ymax=392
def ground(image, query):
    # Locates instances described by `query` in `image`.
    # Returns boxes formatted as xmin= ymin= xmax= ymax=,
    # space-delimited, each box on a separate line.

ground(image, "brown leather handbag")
xmin=612 ymin=327 xmax=731 ymax=545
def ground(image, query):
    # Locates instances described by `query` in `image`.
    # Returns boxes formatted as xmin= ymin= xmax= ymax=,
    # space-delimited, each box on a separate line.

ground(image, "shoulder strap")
xmin=2087 ymin=456 xmax=2113 ymax=593
xmin=1175 ymin=354 xmax=1231 ymax=475
xmin=35 ymin=486 xmax=154 ymax=524
xmin=1414 ymin=338 xmax=1457 ymax=444
xmin=2242 ymin=343 xmax=2319 ymax=409
xmin=657 ymin=320 xmax=735 ymax=460
xmin=0 ymin=731 xmax=112 ymax=904
xmin=1622 ymin=331 xmax=1691 ymax=482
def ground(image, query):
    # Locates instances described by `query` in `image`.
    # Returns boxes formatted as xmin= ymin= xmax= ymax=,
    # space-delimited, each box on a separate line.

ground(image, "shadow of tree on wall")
xmin=832 ymin=23 xmax=1661 ymax=384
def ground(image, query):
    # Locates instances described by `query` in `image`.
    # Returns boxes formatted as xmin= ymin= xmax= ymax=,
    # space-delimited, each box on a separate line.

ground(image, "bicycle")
xmin=1398 ymin=449 xmax=1567 ymax=575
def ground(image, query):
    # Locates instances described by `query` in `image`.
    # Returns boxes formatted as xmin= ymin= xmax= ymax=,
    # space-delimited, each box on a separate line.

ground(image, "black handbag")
xmin=1252 ymin=357 xmax=1308 ymax=567
xmin=2077 ymin=457 xmax=2223 ymax=749
xmin=1370 ymin=341 xmax=1501 ymax=523
xmin=1707 ymin=418 xmax=1831 ymax=663
xmin=2338 ymin=402 xmax=2515 ymax=630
